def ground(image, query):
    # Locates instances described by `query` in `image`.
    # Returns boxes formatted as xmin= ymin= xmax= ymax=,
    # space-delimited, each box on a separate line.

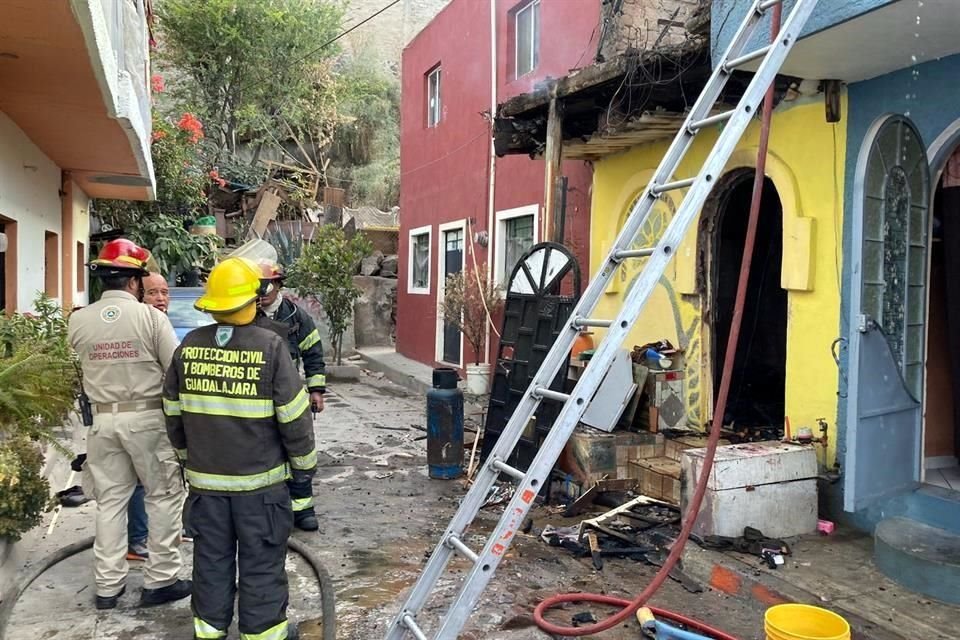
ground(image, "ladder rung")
xmin=401 ymin=614 xmax=428 ymax=640
xmin=533 ymin=387 xmax=570 ymax=403
xmin=446 ymin=534 xmax=479 ymax=563
xmin=491 ymin=458 xmax=526 ymax=481
xmin=573 ymin=317 xmax=612 ymax=328
xmin=688 ymin=109 xmax=735 ymax=132
xmin=724 ymin=44 xmax=773 ymax=72
xmin=613 ymin=248 xmax=656 ymax=261
xmin=652 ymin=177 xmax=696 ymax=194
xmin=758 ymin=0 xmax=784 ymax=11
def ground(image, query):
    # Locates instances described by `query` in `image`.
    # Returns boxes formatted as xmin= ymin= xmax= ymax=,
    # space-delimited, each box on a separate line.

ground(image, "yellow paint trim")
xmin=588 ymin=95 xmax=848 ymax=466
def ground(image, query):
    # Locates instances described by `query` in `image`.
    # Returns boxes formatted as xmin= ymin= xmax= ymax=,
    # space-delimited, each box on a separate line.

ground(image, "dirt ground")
xmin=6 ymin=376 xmax=767 ymax=639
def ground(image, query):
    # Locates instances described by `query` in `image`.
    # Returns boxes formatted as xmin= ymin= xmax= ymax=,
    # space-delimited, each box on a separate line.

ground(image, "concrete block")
xmin=875 ymin=517 xmax=960 ymax=605
xmin=326 ymin=364 xmax=362 ymax=381
xmin=682 ymin=442 xmax=817 ymax=491
xmin=681 ymin=442 xmax=818 ymax=538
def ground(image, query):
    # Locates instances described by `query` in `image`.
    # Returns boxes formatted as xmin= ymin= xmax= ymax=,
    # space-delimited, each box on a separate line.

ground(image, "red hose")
xmin=533 ymin=5 xmax=783 ymax=637
xmin=534 ymin=594 xmax=739 ymax=640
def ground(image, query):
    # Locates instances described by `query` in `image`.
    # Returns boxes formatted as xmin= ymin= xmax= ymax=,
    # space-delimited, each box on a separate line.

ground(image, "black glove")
xmin=70 ymin=453 xmax=87 ymax=472
xmin=291 ymin=468 xmax=315 ymax=484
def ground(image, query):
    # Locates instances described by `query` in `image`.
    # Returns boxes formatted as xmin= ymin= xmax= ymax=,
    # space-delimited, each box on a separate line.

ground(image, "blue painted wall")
xmin=711 ymin=0 xmax=897 ymax=64
xmin=836 ymin=52 xmax=960 ymax=527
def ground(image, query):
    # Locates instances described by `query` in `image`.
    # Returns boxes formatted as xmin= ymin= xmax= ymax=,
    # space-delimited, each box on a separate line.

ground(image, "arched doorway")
xmin=708 ymin=170 xmax=787 ymax=431
xmin=925 ymin=144 xmax=960 ymax=490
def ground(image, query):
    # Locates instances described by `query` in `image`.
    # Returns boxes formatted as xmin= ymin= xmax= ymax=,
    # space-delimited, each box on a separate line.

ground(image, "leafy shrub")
xmin=0 ymin=295 xmax=77 ymax=540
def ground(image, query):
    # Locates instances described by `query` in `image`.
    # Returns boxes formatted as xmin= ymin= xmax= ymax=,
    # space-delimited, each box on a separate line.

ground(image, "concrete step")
xmin=875 ymin=516 xmax=960 ymax=604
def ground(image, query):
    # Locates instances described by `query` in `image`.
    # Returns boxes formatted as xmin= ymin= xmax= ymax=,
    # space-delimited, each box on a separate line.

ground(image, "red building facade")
xmin=398 ymin=0 xmax=599 ymax=370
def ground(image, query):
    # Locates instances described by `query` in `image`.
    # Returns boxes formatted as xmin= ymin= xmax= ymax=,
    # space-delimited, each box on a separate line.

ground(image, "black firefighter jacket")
xmin=268 ymin=297 xmax=327 ymax=394
xmin=163 ymin=323 xmax=317 ymax=495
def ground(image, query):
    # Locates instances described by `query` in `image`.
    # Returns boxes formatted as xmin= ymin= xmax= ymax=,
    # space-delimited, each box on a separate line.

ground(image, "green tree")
xmin=327 ymin=50 xmax=401 ymax=208
xmin=287 ymin=226 xmax=372 ymax=365
xmin=157 ymin=0 xmax=345 ymax=158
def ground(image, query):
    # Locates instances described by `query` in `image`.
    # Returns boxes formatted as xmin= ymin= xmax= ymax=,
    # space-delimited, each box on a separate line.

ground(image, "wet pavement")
xmin=6 ymin=376 xmax=766 ymax=639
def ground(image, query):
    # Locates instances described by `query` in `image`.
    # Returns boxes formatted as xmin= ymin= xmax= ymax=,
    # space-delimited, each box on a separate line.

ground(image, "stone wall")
xmin=598 ymin=0 xmax=703 ymax=61
xmin=284 ymin=291 xmax=356 ymax=359
xmin=353 ymin=275 xmax=397 ymax=348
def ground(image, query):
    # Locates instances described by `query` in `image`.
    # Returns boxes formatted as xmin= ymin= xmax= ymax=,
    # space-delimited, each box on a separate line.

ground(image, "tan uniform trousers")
xmin=86 ymin=406 xmax=184 ymax=597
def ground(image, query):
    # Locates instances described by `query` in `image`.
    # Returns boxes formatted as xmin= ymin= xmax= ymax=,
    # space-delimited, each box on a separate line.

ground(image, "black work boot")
xmin=140 ymin=578 xmax=192 ymax=606
xmin=286 ymin=622 xmax=299 ymax=640
xmin=95 ymin=585 xmax=125 ymax=610
xmin=294 ymin=511 xmax=319 ymax=532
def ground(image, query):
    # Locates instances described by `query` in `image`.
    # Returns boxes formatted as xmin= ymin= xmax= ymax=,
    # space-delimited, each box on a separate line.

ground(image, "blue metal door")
xmin=845 ymin=115 xmax=930 ymax=511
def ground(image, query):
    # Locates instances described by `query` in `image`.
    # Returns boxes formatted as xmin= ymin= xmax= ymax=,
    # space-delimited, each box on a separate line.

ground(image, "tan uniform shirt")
xmin=68 ymin=290 xmax=178 ymax=404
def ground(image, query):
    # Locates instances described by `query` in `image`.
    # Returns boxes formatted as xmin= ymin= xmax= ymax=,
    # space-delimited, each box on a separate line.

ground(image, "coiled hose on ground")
xmin=533 ymin=6 xmax=783 ymax=638
xmin=0 ymin=535 xmax=336 ymax=640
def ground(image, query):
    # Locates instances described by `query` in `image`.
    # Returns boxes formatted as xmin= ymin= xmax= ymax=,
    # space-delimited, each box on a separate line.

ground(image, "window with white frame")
xmin=408 ymin=227 xmax=432 ymax=294
xmin=515 ymin=0 xmax=540 ymax=78
xmin=496 ymin=205 xmax=538 ymax=285
xmin=427 ymin=66 xmax=442 ymax=127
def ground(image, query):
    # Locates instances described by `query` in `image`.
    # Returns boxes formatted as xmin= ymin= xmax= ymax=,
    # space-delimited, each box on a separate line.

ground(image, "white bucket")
xmin=465 ymin=364 xmax=491 ymax=395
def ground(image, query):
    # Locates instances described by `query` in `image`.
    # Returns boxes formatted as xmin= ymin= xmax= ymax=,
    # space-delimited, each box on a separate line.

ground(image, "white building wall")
xmin=71 ymin=184 xmax=91 ymax=307
xmin=0 ymin=112 xmax=65 ymax=311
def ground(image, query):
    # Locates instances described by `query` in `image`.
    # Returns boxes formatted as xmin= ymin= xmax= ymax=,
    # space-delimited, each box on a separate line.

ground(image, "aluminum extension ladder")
xmin=385 ymin=1 xmax=820 ymax=637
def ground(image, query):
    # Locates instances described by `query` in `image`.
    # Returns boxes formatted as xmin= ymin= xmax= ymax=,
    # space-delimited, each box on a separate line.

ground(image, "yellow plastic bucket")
xmin=764 ymin=604 xmax=851 ymax=640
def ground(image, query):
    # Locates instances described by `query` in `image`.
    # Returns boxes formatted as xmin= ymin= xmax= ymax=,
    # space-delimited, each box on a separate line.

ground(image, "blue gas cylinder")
xmin=426 ymin=367 xmax=464 ymax=479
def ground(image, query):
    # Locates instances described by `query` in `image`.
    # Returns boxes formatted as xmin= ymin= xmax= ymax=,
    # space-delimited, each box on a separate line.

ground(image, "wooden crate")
xmin=628 ymin=456 xmax=681 ymax=505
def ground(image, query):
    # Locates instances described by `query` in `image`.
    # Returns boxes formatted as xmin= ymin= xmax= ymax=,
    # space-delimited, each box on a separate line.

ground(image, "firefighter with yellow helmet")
xmin=68 ymin=238 xmax=190 ymax=610
xmin=163 ymin=257 xmax=316 ymax=640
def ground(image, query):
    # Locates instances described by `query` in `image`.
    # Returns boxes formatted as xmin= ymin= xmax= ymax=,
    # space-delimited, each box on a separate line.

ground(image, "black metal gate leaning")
xmin=481 ymin=242 xmax=581 ymax=471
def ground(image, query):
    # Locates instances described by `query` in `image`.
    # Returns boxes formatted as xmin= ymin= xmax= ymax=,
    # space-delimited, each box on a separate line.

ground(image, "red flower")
xmin=209 ymin=169 xmax=227 ymax=188
xmin=177 ymin=112 xmax=204 ymax=144
xmin=151 ymin=129 xmax=167 ymax=143
xmin=151 ymin=74 xmax=165 ymax=94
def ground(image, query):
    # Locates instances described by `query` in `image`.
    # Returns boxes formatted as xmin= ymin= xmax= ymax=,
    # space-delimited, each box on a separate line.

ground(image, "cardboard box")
xmin=629 ymin=456 xmax=681 ymax=505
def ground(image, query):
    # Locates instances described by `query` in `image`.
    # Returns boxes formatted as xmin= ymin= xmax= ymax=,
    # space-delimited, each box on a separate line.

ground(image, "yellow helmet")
xmin=195 ymin=257 xmax=261 ymax=317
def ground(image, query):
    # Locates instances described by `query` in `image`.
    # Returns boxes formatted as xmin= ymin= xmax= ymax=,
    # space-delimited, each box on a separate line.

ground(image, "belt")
xmin=94 ymin=399 xmax=163 ymax=414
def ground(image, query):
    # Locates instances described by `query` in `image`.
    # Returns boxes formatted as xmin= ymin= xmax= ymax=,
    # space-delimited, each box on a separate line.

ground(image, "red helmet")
xmin=88 ymin=238 xmax=151 ymax=277
xmin=257 ymin=259 xmax=285 ymax=281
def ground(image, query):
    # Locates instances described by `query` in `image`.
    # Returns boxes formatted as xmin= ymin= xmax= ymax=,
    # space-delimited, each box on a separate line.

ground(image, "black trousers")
xmin=186 ymin=484 xmax=293 ymax=639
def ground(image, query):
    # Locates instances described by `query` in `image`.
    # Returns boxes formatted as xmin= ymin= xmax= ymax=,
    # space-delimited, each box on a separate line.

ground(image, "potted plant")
xmin=440 ymin=269 xmax=504 ymax=394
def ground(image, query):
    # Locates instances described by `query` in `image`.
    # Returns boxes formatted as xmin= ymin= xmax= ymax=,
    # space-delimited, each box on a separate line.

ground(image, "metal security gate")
xmin=845 ymin=114 xmax=931 ymax=511
xmin=482 ymin=242 xmax=580 ymax=470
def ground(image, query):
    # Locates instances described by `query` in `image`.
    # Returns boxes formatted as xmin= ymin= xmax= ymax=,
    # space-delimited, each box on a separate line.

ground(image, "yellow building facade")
xmin=588 ymin=94 xmax=847 ymax=466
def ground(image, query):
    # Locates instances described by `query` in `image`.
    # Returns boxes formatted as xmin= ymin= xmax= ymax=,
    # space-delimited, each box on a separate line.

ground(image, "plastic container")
xmin=572 ymin=331 xmax=595 ymax=359
xmin=426 ymin=367 xmax=464 ymax=479
xmin=764 ymin=604 xmax=850 ymax=640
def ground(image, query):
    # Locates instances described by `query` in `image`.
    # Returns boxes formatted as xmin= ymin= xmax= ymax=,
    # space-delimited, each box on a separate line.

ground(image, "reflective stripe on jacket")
xmin=163 ymin=323 xmax=317 ymax=495
xmin=270 ymin=298 xmax=327 ymax=393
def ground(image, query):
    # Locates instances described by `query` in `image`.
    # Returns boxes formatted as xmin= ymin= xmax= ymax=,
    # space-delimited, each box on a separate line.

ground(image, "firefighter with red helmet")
xmin=68 ymin=239 xmax=190 ymax=610
xmin=164 ymin=257 xmax=316 ymax=640
xmin=256 ymin=259 xmax=325 ymax=532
